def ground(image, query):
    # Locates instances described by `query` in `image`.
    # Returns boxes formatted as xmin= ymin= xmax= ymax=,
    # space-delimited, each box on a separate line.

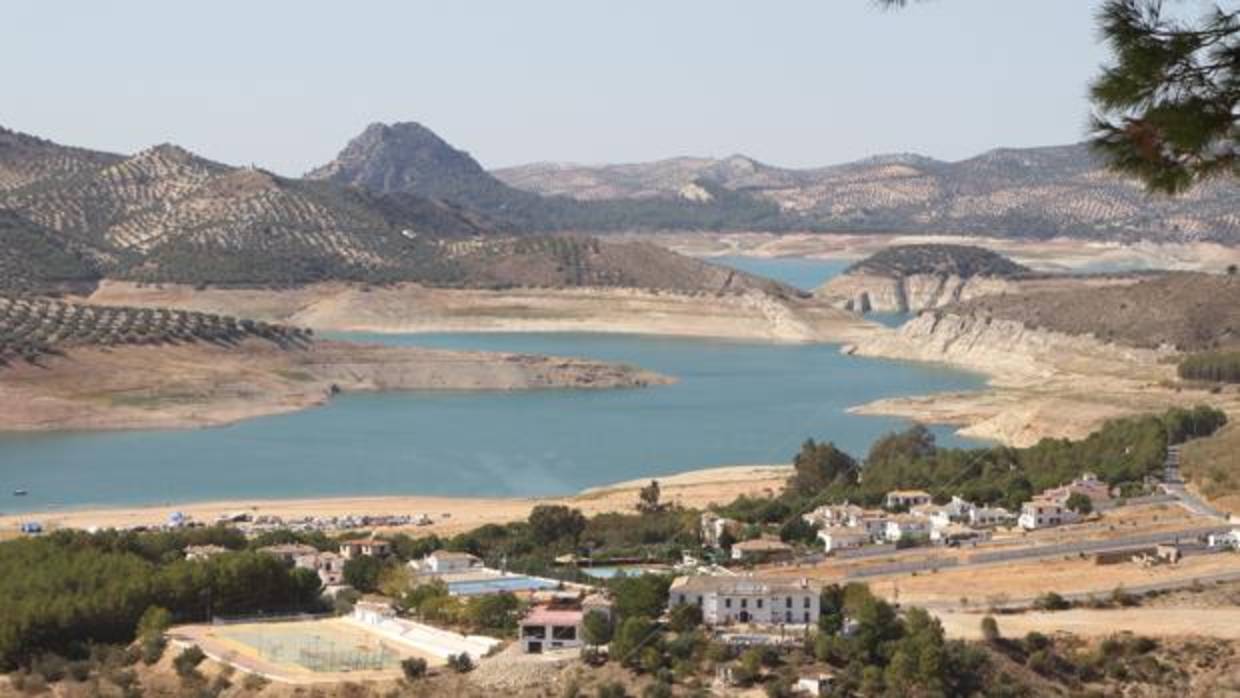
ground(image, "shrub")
xmin=1033 ymin=592 xmax=1071 ymax=611
xmin=597 ymin=682 xmax=628 ymax=698
xmin=446 ymin=652 xmax=474 ymax=673
xmin=981 ymin=615 xmax=1001 ymax=643
xmin=241 ymin=673 xmax=269 ymax=691
xmin=172 ymin=646 xmax=206 ymax=678
xmin=401 ymin=656 xmax=428 ymax=681
xmin=667 ymin=603 xmax=703 ymax=633
xmin=141 ymin=635 xmax=167 ymax=665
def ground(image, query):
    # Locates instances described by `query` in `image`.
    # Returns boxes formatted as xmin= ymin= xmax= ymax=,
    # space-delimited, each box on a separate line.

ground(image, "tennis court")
xmin=175 ymin=617 xmax=441 ymax=683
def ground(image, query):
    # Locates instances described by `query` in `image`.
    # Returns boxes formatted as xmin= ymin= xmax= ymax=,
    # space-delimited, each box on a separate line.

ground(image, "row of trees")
xmin=0 ymin=530 xmax=323 ymax=670
xmin=774 ymin=407 xmax=1226 ymax=513
xmin=1179 ymin=351 xmax=1240 ymax=383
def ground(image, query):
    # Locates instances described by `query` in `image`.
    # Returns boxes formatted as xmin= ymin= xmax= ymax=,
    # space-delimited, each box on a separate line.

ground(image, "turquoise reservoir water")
xmin=0 ymin=258 xmax=984 ymax=514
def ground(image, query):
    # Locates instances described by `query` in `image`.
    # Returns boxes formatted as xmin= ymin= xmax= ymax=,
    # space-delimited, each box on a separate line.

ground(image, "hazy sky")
xmin=3 ymin=1 xmax=1111 ymax=176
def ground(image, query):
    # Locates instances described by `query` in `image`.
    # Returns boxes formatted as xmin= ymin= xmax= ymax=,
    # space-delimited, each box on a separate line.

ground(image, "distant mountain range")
xmin=492 ymin=144 xmax=1240 ymax=242
xmin=3 ymin=119 xmax=1238 ymax=296
xmin=0 ymin=125 xmax=788 ymax=293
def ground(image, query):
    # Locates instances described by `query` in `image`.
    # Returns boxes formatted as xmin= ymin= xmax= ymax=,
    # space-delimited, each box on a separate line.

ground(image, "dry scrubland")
xmin=1181 ymin=423 xmax=1240 ymax=515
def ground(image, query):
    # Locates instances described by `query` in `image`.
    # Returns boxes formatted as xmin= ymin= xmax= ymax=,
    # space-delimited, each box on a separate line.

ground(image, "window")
xmin=696 ymin=596 xmax=703 ymax=607
xmin=725 ymin=598 xmax=732 ymax=609
xmin=756 ymin=599 xmax=763 ymax=609
xmin=804 ymin=612 xmax=811 ymax=623
xmin=522 ymin=625 xmax=546 ymax=639
xmin=678 ymin=594 xmax=685 ymax=605
xmin=803 ymin=596 xmax=811 ymax=609
xmin=785 ymin=597 xmax=792 ymax=609
xmin=741 ymin=599 xmax=747 ymax=609
xmin=785 ymin=611 xmax=792 ymax=623
xmin=552 ymin=625 xmax=577 ymax=641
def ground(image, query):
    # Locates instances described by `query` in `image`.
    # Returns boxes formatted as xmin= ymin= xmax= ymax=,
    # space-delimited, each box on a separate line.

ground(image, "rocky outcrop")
xmin=819 ymin=272 xmax=1020 ymax=313
xmin=853 ymin=310 xmax=1174 ymax=381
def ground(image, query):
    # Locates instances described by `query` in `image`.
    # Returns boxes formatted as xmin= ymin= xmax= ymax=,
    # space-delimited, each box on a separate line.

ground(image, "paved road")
xmin=1160 ymin=444 xmax=1229 ymax=519
xmin=842 ymin=525 xmax=1232 ymax=581
xmin=933 ymin=603 xmax=1240 ymax=640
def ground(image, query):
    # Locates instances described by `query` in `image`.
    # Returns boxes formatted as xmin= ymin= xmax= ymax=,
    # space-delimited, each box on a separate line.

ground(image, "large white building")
xmin=884 ymin=514 xmax=931 ymax=543
xmin=410 ymin=550 xmax=481 ymax=575
xmin=668 ymin=575 xmax=820 ymax=626
xmin=1018 ymin=497 xmax=1081 ymax=530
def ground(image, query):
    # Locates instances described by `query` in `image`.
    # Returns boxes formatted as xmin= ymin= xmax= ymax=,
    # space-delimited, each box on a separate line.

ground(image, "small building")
xmin=352 ymin=600 xmax=398 ymax=625
xmin=669 ymin=575 xmax=820 ymax=626
xmin=701 ymin=512 xmax=742 ymax=548
xmin=802 ymin=504 xmax=863 ymax=529
xmin=968 ymin=505 xmax=1013 ymax=528
xmin=884 ymin=514 xmax=931 ymax=543
xmin=730 ymin=538 xmax=794 ymax=564
xmin=1044 ymin=472 xmax=1112 ymax=507
xmin=295 ymin=550 xmax=345 ymax=585
xmin=184 ymin=544 xmax=228 ymax=562
xmin=412 ymin=550 xmax=481 ymax=574
xmin=1018 ymin=497 xmax=1081 ymax=530
xmin=339 ymin=537 xmax=391 ymax=560
xmin=852 ymin=512 xmax=890 ymax=540
xmin=1208 ymin=529 xmax=1240 ymax=549
xmin=885 ymin=490 xmax=932 ymax=510
xmin=818 ymin=526 xmax=871 ymax=554
xmin=930 ymin=523 xmax=991 ymax=546
xmin=796 ymin=673 xmax=837 ymax=696
xmin=911 ymin=503 xmax=953 ymax=529
xmin=520 ymin=603 xmax=584 ymax=654
xmin=258 ymin=543 xmax=319 ymax=564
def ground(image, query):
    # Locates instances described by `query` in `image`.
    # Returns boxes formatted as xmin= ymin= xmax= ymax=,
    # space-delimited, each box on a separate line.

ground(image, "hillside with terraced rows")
xmin=0 ymin=295 xmax=310 ymax=365
xmin=0 ymin=125 xmax=799 ymax=292
xmin=495 ymin=144 xmax=1240 ymax=242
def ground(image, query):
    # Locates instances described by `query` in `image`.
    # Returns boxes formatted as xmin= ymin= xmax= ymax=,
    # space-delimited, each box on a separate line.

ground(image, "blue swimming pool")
xmin=447 ymin=576 xmax=560 ymax=596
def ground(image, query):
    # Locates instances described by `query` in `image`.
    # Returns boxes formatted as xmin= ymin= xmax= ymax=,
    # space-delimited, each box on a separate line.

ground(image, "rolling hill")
xmin=1 ymin=125 xmax=789 ymax=292
xmin=494 ymin=144 xmax=1240 ymax=242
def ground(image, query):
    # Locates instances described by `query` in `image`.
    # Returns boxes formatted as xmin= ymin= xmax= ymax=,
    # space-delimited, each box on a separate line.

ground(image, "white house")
xmin=968 ymin=505 xmax=1013 ymax=528
xmin=701 ymin=512 xmax=741 ymax=548
xmin=884 ymin=514 xmax=931 ymax=543
xmin=930 ymin=524 xmax=991 ymax=545
xmin=1208 ymin=529 xmax=1240 ymax=550
xmin=258 ymin=543 xmax=319 ymax=564
xmin=413 ymin=550 xmax=481 ymax=574
xmin=885 ymin=490 xmax=932 ymax=510
xmin=818 ymin=526 xmax=871 ymax=554
xmin=802 ymin=504 xmax=862 ymax=529
xmin=852 ymin=512 xmax=890 ymax=540
xmin=669 ymin=575 xmax=821 ymax=626
xmin=1018 ymin=497 xmax=1081 ymax=530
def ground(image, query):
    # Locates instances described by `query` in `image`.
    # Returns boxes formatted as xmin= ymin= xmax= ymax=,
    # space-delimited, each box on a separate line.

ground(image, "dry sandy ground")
xmin=936 ymin=607 xmax=1240 ymax=640
xmin=873 ymin=553 xmax=1240 ymax=608
xmin=0 ymin=465 xmax=792 ymax=535
xmin=84 ymin=281 xmax=880 ymax=345
xmin=0 ymin=339 xmax=669 ymax=432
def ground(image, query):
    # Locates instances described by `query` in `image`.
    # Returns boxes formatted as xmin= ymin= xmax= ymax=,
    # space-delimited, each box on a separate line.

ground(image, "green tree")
xmin=343 ymin=556 xmax=384 ymax=592
xmin=789 ymin=439 xmax=858 ymax=496
xmin=637 ymin=480 xmax=665 ymax=514
xmin=667 ymin=603 xmax=703 ymax=633
xmin=463 ymin=592 xmax=520 ymax=632
xmin=610 ymin=575 xmax=672 ymax=620
xmin=582 ymin=610 xmax=614 ymax=647
xmin=528 ymin=505 xmax=587 ymax=545
xmin=1065 ymin=491 xmax=1094 ymax=515
xmin=610 ymin=616 xmax=657 ymax=667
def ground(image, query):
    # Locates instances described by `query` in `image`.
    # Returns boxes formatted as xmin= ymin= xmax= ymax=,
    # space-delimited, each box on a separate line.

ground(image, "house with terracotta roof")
xmin=885 ymin=490 xmax=932 ymax=510
xmin=669 ymin=575 xmax=820 ymax=626
xmin=339 ymin=537 xmax=391 ymax=560
xmin=730 ymin=538 xmax=794 ymax=563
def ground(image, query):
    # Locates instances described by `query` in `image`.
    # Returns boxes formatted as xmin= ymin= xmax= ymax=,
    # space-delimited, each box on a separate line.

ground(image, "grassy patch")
xmin=1181 ymin=423 xmax=1240 ymax=504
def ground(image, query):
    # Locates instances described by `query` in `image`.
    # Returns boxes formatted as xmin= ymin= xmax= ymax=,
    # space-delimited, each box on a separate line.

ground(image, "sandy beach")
xmin=0 ymin=464 xmax=792 ymax=535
